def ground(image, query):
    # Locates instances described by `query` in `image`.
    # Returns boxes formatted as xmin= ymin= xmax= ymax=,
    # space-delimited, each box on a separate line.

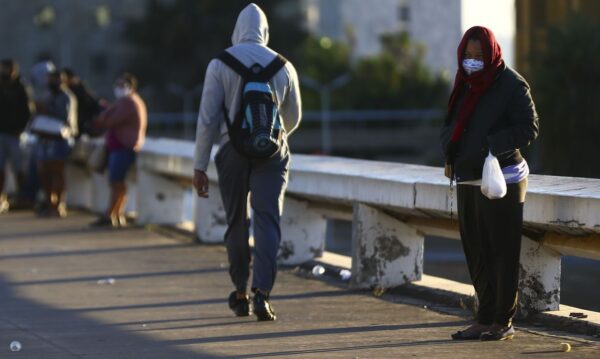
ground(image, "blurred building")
xmin=302 ymin=0 xmax=516 ymax=75
xmin=0 ymin=0 xmax=158 ymax=98
xmin=0 ymin=0 xmax=520 ymax=99
xmin=516 ymin=0 xmax=600 ymax=77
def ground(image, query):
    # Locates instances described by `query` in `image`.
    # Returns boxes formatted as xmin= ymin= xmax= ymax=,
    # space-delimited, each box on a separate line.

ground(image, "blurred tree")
xmin=530 ymin=15 xmax=600 ymax=178
xmin=343 ymin=33 xmax=449 ymax=109
xmin=297 ymin=36 xmax=352 ymax=110
xmin=300 ymin=33 xmax=449 ymax=110
xmin=127 ymin=2 xmax=448 ymax=113
xmin=299 ymin=37 xmax=352 ymax=83
xmin=124 ymin=0 xmax=307 ymax=111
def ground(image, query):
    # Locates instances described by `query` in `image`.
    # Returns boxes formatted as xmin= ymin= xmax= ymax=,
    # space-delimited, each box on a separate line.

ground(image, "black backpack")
xmin=217 ymin=50 xmax=287 ymax=158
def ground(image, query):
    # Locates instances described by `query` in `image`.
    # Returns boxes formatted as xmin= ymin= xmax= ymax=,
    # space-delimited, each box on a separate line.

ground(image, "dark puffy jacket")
xmin=38 ymin=87 xmax=78 ymax=139
xmin=69 ymin=82 xmax=103 ymax=137
xmin=0 ymin=77 xmax=31 ymax=135
xmin=440 ymin=65 xmax=539 ymax=182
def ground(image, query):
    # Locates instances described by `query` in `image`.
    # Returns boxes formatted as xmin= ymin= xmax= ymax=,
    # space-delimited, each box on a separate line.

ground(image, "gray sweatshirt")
xmin=193 ymin=3 xmax=302 ymax=171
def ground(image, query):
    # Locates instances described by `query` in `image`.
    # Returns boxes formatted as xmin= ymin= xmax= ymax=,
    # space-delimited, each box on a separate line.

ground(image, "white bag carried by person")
xmin=481 ymin=151 xmax=507 ymax=199
xmin=29 ymin=115 xmax=71 ymax=138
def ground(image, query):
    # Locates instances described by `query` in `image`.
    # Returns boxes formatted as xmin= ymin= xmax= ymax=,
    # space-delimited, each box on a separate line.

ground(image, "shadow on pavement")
xmin=0 ymin=243 xmax=194 ymax=260
xmin=12 ymin=268 xmax=226 ymax=287
xmin=230 ymin=338 xmax=460 ymax=358
xmin=0 ymin=274 xmax=225 ymax=358
xmin=165 ymin=320 xmax=468 ymax=346
xmin=68 ymin=290 xmax=357 ymax=313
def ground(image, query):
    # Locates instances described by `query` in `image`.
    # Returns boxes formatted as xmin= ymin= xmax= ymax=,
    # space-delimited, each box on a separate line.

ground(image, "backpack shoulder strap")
xmin=217 ymin=51 xmax=252 ymax=79
xmin=257 ymin=54 xmax=287 ymax=82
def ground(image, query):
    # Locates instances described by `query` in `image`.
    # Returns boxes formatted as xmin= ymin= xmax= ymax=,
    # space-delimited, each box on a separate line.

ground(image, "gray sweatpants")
xmin=215 ymin=141 xmax=290 ymax=294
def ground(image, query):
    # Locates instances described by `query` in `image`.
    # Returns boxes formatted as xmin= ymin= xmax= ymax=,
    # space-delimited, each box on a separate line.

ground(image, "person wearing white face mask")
xmin=440 ymin=26 xmax=539 ymax=341
xmin=114 ymin=85 xmax=132 ymax=99
xmin=91 ymin=73 xmax=147 ymax=227
xmin=462 ymin=58 xmax=484 ymax=76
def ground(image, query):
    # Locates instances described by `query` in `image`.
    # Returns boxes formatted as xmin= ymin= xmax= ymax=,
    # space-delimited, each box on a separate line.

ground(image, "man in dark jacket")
xmin=0 ymin=59 xmax=32 ymax=212
xmin=64 ymin=68 xmax=104 ymax=137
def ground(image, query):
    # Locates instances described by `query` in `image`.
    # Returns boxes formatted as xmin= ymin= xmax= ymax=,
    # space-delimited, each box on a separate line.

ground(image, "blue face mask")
xmin=462 ymin=59 xmax=484 ymax=75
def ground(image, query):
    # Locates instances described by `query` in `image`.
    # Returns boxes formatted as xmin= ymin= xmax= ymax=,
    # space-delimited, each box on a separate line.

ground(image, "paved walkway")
xmin=1 ymin=211 xmax=599 ymax=358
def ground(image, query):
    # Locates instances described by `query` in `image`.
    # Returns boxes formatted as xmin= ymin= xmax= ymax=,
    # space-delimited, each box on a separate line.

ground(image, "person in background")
xmin=34 ymin=68 xmax=78 ymax=217
xmin=63 ymin=68 xmax=105 ymax=137
xmin=30 ymin=61 xmax=56 ymax=99
xmin=0 ymin=59 xmax=33 ymax=213
xmin=20 ymin=60 xmax=55 ymax=210
xmin=440 ymin=26 xmax=539 ymax=341
xmin=91 ymin=73 xmax=146 ymax=228
xmin=193 ymin=4 xmax=302 ymax=321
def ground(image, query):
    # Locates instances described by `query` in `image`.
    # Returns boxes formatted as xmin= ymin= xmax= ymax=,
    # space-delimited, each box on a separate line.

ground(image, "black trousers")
xmin=457 ymin=179 xmax=527 ymax=326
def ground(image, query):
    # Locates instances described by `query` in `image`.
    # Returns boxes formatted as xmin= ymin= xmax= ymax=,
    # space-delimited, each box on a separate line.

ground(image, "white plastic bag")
xmin=481 ymin=151 xmax=507 ymax=199
xmin=29 ymin=115 xmax=71 ymax=138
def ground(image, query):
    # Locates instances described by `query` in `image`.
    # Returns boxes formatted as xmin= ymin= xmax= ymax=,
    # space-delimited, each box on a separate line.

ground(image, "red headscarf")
xmin=447 ymin=26 xmax=504 ymax=144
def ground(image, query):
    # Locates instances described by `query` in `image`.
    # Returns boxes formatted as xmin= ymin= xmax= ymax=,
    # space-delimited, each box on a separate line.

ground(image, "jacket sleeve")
xmin=279 ymin=63 xmax=302 ymax=136
xmin=194 ymin=59 xmax=225 ymax=172
xmin=15 ymin=82 xmax=32 ymax=133
xmin=439 ymin=114 xmax=454 ymax=158
xmin=67 ymin=92 xmax=78 ymax=137
xmin=487 ymin=82 xmax=539 ymax=156
xmin=46 ymin=94 xmax=68 ymax=121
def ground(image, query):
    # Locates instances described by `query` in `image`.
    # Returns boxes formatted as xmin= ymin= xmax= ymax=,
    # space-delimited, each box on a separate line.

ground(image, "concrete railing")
xmin=67 ymin=137 xmax=600 ymax=315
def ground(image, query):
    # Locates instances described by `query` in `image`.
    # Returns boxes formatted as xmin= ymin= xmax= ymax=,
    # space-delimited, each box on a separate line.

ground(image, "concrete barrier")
xmin=67 ymin=137 xmax=600 ymax=315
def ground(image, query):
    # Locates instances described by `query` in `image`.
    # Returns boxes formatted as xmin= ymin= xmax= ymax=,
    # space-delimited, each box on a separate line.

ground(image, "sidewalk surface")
xmin=1 ymin=211 xmax=599 ymax=358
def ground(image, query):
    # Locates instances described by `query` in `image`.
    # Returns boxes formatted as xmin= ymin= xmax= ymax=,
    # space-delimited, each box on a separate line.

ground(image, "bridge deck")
xmin=1 ymin=211 xmax=598 ymax=358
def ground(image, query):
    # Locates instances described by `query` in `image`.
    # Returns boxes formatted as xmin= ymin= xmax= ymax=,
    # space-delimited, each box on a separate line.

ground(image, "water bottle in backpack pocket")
xmin=217 ymin=50 xmax=287 ymax=158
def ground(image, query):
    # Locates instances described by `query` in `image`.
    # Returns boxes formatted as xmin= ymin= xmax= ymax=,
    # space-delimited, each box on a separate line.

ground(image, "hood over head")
xmin=445 ymin=26 xmax=505 ymax=151
xmin=231 ymin=3 xmax=269 ymax=46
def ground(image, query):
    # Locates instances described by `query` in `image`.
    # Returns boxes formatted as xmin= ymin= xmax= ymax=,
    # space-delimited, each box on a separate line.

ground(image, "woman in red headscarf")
xmin=440 ymin=26 xmax=539 ymax=341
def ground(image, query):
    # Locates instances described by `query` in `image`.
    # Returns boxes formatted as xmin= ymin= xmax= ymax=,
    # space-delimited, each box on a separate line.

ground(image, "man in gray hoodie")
xmin=193 ymin=4 xmax=301 ymax=321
